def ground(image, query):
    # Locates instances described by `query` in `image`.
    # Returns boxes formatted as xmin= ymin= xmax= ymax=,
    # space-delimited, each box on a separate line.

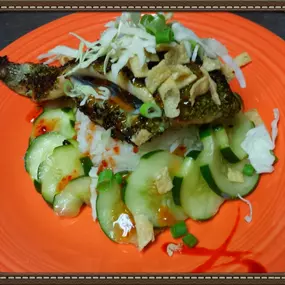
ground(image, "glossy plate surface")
xmin=0 ymin=12 xmax=284 ymax=273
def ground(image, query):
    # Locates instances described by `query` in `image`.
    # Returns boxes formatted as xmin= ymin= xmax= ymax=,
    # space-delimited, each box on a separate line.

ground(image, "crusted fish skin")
xmin=0 ymin=56 xmax=72 ymax=101
xmin=0 ymin=55 xmax=242 ymax=146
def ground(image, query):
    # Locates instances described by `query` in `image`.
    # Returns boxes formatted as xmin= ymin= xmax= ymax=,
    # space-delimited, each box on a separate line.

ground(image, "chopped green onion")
xmin=114 ymin=173 xmax=123 ymax=185
xmin=145 ymin=15 xmax=166 ymax=35
xmin=170 ymin=221 xmax=188 ymax=239
xmin=140 ymin=14 xmax=174 ymax=44
xmin=140 ymin=102 xmax=162 ymax=118
xmin=182 ymin=233 xmax=198 ymax=248
xmin=97 ymin=169 xmax=114 ymax=191
xmin=140 ymin=14 xmax=155 ymax=27
xmin=242 ymin=164 xmax=255 ymax=177
xmin=63 ymin=79 xmax=74 ymax=95
xmin=155 ymin=28 xmax=174 ymax=44
xmin=189 ymin=40 xmax=198 ymax=49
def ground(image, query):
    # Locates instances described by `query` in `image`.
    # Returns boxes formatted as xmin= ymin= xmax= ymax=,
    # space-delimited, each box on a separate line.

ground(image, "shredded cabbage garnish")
xmin=191 ymin=44 xmax=200 ymax=62
xmin=241 ymin=108 xmax=280 ymax=174
xmin=67 ymin=79 xmax=110 ymax=105
xmin=38 ymin=12 xmax=156 ymax=80
xmin=38 ymin=12 xmax=246 ymax=89
xmin=171 ymin=22 xmax=246 ymax=88
xmin=237 ymin=194 xmax=253 ymax=223
xmin=271 ymin=108 xmax=280 ymax=147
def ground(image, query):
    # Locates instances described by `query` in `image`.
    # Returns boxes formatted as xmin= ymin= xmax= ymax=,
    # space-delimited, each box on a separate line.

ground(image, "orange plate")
xmin=0 ymin=12 xmax=285 ymax=273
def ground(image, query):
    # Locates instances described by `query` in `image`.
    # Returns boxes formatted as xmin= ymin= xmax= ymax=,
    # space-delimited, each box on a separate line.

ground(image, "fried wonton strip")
xmin=164 ymin=43 xmax=190 ymax=65
xmin=158 ymin=76 xmax=180 ymax=118
xmin=189 ymin=76 xmax=209 ymax=106
xmin=128 ymin=55 xmax=149 ymax=78
xmin=145 ymin=60 xmax=171 ymax=94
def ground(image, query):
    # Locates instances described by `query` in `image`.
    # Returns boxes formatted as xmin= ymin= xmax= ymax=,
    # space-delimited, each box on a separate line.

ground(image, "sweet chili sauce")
xmin=162 ymin=207 xmax=267 ymax=273
xmin=33 ymin=118 xmax=59 ymax=137
xmin=26 ymin=106 xmax=43 ymax=123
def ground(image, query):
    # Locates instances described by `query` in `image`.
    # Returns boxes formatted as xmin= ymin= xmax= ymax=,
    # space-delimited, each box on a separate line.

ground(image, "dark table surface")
xmin=0 ymin=12 xmax=285 ymax=50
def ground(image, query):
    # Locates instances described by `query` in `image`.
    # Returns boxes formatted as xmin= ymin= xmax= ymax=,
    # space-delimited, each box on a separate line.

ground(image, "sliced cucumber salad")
xmin=179 ymin=155 xmax=225 ymax=221
xmin=214 ymin=112 xmax=254 ymax=163
xmin=199 ymin=126 xmax=260 ymax=199
xmin=24 ymin=107 xmax=92 ymax=215
xmin=25 ymin=132 xmax=67 ymax=183
xmin=23 ymin=107 xmax=268 ymax=252
xmin=96 ymin=178 xmax=137 ymax=245
xmin=30 ymin=108 xmax=76 ymax=141
xmin=124 ymin=151 xmax=187 ymax=228
xmin=53 ymin=176 xmax=91 ymax=217
xmin=38 ymin=144 xmax=85 ymax=204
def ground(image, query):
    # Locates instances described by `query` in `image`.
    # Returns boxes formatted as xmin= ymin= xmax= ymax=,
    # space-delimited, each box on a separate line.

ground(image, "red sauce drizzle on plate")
xmin=26 ymin=106 xmax=43 ymax=123
xmin=162 ymin=207 xmax=267 ymax=273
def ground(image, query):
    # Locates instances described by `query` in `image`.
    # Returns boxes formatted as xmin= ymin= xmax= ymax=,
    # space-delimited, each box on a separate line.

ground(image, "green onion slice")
xmin=242 ymin=164 xmax=255 ymax=177
xmin=63 ymin=79 xmax=74 ymax=95
xmin=182 ymin=233 xmax=198 ymax=248
xmin=170 ymin=221 xmax=188 ymax=239
xmin=156 ymin=28 xmax=174 ymax=44
xmin=97 ymin=169 xmax=114 ymax=192
xmin=140 ymin=14 xmax=155 ymax=27
xmin=114 ymin=173 xmax=123 ymax=185
xmin=140 ymin=102 xmax=162 ymax=118
xmin=140 ymin=14 xmax=174 ymax=44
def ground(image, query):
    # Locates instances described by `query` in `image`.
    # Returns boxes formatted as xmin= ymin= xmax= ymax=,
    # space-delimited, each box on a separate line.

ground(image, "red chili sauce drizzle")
xmin=26 ymin=106 xmax=43 ymax=123
xmin=133 ymin=146 xmax=139 ymax=153
xmin=33 ymin=118 xmax=59 ymax=137
xmin=97 ymin=160 xmax=108 ymax=174
xmin=113 ymin=146 xmax=120 ymax=155
xmin=162 ymin=208 xmax=267 ymax=273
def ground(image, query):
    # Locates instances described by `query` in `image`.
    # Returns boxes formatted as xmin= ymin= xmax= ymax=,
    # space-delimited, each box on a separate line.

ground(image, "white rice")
xmin=75 ymin=109 xmax=202 ymax=220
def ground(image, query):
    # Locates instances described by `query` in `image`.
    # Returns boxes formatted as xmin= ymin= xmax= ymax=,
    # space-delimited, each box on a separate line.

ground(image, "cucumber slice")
xmin=124 ymin=151 xmax=187 ymax=228
xmin=214 ymin=112 xmax=254 ymax=163
xmin=180 ymin=157 xmax=224 ymax=220
xmin=53 ymin=176 xmax=91 ymax=217
xmin=30 ymin=108 xmax=76 ymax=141
xmin=96 ymin=179 xmax=137 ymax=245
xmin=38 ymin=144 xmax=84 ymax=204
xmin=172 ymin=149 xmax=202 ymax=206
xmin=199 ymin=129 xmax=260 ymax=199
xmin=24 ymin=132 xmax=67 ymax=183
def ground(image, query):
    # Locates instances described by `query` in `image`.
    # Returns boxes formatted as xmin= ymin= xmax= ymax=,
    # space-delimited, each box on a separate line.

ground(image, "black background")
xmin=0 ymin=12 xmax=285 ymax=49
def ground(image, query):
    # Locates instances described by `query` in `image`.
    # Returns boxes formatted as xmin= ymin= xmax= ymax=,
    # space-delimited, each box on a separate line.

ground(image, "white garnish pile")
xmin=241 ymin=108 xmax=280 ymax=174
xmin=237 ymin=194 xmax=253 ymax=223
xmin=38 ymin=12 xmax=247 ymax=89
xmin=238 ymin=108 xmax=280 ymax=224
xmin=166 ymin=243 xmax=183 ymax=257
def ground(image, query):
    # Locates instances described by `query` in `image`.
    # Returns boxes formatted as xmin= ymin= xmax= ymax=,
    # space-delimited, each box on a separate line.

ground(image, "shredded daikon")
xmin=89 ymin=167 xmax=99 ymax=221
xmin=237 ymin=194 xmax=253 ymax=223
xmin=191 ymin=44 xmax=200 ymax=62
xmin=271 ymin=108 xmax=280 ymax=147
